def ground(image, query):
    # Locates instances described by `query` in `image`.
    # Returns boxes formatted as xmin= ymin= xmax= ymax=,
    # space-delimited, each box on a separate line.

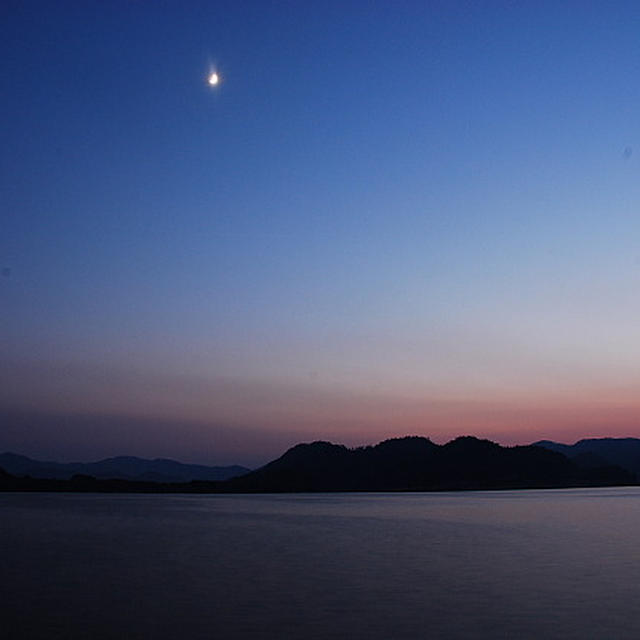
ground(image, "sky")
xmin=2 ymin=1 xmax=640 ymax=466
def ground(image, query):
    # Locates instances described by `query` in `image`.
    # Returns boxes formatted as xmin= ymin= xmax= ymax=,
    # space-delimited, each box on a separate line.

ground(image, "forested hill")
xmin=534 ymin=438 xmax=640 ymax=478
xmin=224 ymin=436 xmax=633 ymax=492
xmin=1 ymin=436 xmax=634 ymax=493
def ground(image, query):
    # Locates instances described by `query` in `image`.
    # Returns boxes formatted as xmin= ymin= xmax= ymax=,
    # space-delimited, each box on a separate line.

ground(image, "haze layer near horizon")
xmin=2 ymin=2 xmax=640 ymax=466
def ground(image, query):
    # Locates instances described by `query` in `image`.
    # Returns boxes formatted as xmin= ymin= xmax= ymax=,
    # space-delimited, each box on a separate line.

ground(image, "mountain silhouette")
xmin=0 ymin=452 xmax=249 ymax=483
xmin=534 ymin=438 xmax=640 ymax=479
xmin=0 ymin=436 xmax=634 ymax=493
xmin=224 ymin=436 xmax=633 ymax=492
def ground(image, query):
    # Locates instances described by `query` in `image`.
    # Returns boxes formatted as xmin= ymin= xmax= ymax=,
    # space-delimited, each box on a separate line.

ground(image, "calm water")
xmin=3 ymin=488 xmax=640 ymax=639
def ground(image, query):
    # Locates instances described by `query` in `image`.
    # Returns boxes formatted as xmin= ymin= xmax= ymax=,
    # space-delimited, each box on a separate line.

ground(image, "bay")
xmin=3 ymin=488 xmax=640 ymax=639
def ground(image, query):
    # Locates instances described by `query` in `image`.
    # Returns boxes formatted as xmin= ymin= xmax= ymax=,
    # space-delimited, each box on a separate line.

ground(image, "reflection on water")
xmin=3 ymin=488 xmax=640 ymax=639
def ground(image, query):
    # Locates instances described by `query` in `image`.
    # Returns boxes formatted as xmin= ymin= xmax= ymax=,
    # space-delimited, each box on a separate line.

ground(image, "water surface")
xmin=3 ymin=488 xmax=640 ymax=639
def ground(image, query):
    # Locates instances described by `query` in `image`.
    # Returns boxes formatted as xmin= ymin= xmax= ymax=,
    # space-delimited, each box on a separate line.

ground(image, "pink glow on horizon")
xmin=3 ymin=353 xmax=640 ymax=463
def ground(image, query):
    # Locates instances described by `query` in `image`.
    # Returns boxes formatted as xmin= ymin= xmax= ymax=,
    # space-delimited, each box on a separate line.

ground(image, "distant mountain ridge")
xmin=1 ymin=436 xmax=635 ymax=493
xmin=0 ymin=452 xmax=250 ymax=483
xmin=534 ymin=438 xmax=640 ymax=479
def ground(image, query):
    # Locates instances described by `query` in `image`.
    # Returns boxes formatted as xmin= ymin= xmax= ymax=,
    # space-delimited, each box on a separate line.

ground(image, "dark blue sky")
xmin=2 ymin=1 xmax=640 ymax=465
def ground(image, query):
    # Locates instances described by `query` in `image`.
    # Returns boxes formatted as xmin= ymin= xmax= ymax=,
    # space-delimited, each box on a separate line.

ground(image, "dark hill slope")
xmin=534 ymin=438 xmax=640 ymax=479
xmin=226 ymin=436 xmax=633 ymax=493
